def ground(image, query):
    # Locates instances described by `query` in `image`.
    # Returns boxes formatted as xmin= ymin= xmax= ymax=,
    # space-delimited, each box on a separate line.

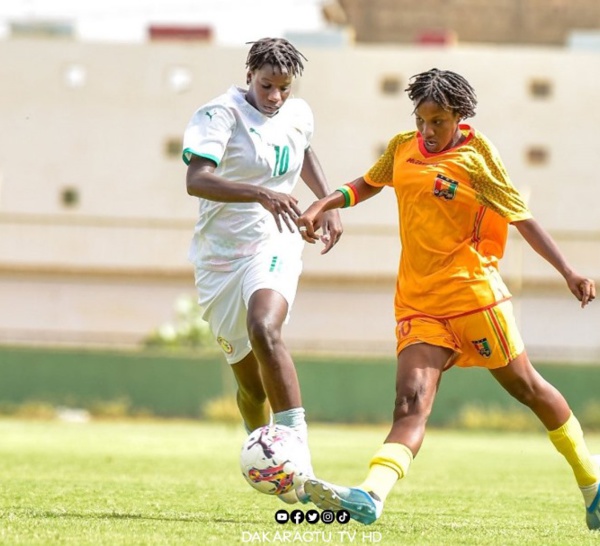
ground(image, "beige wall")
xmin=338 ymin=0 xmax=600 ymax=45
xmin=1 ymin=38 xmax=599 ymax=361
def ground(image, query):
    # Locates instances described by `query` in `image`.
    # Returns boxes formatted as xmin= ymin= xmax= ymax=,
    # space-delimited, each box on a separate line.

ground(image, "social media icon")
xmin=336 ymin=510 xmax=350 ymax=524
xmin=320 ymin=510 xmax=335 ymax=524
xmin=306 ymin=510 xmax=320 ymax=524
xmin=275 ymin=509 xmax=289 ymax=524
xmin=290 ymin=509 xmax=304 ymax=524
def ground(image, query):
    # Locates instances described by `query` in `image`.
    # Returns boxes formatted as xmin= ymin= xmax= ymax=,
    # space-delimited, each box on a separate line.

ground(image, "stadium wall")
xmin=1 ymin=346 xmax=599 ymax=426
xmin=337 ymin=0 xmax=600 ymax=46
xmin=1 ymin=39 xmax=600 ymax=361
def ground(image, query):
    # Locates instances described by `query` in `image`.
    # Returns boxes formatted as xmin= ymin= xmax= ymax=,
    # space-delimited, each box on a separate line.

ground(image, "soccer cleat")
xmin=586 ymin=455 xmax=600 ymax=531
xmin=587 ymin=486 xmax=600 ymax=530
xmin=304 ymin=479 xmax=383 ymax=525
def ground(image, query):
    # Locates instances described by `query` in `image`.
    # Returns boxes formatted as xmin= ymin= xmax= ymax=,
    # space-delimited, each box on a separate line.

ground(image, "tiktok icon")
xmin=336 ymin=510 xmax=350 ymax=524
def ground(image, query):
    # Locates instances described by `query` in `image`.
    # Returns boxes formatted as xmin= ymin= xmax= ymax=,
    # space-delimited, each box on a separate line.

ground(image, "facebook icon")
xmin=290 ymin=509 xmax=305 ymax=524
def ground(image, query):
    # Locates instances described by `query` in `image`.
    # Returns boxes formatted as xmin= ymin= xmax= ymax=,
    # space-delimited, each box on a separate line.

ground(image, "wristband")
xmin=336 ymin=183 xmax=359 ymax=208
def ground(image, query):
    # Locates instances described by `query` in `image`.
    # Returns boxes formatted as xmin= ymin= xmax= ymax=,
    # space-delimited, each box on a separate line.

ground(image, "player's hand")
xmin=565 ymin=273 xmax=596 ymax=308
xmin=297 ymin=201 xmax=325 ymax=244
xmin=258 ymin=190 xmax=302 ymax=233
xmin=317 ymin=210 xmax=343 ymax=254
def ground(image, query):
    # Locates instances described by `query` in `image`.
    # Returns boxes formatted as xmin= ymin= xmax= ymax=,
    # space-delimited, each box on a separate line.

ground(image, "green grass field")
xmin=0 ymin=419 xmax=599 ymax=546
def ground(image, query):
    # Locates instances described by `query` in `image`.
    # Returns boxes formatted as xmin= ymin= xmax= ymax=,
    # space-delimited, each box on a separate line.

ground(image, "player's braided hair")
xmin=405 ymin=68 xmax=477 ymax=119
xmin=245 ymin=38 xmax=307 ymax=77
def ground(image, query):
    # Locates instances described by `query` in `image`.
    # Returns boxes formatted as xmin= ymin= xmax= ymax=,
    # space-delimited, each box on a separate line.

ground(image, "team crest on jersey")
xmin=472 ymin=338 xmax=492 ymax=358
xmin=433 ymin=174 xmax=458 ymax=200
xmin=217 ymin=336 xmax=233 ymax=355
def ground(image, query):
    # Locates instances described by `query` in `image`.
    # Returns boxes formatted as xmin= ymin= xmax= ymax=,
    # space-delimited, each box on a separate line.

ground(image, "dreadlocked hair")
xmin=245 ymin=38 xmax=307 ymax=77
xmin=405 ymin=68 xmax=477 ymax=120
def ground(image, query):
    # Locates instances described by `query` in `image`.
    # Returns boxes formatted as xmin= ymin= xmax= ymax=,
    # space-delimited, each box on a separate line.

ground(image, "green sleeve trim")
xmin=182 ymin=148 xmax=220 ymax=167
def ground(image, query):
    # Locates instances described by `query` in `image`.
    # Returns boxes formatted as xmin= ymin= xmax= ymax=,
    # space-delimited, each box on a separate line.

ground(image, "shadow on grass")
xmin=3 ymin=509 xmax=266 ymax=525
xmin=3 ymin=509 xmax=202 ymax=523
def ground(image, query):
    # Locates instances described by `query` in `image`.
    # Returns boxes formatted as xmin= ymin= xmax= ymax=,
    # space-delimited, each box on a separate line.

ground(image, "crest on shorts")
xmin=472 ymin=338 xmax=491 ymax=358
xmin=397 ymin=319 xmax=412 ymax=338
xmin=217 ymin=336 xmax=233 ymax=355
xmin=433 ymin=174 xmax=458 ymax=200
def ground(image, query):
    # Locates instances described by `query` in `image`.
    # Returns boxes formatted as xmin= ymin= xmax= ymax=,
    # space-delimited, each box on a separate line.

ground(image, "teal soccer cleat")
xmin=586 ymin=455 xmax=600 ymax=531
xmin=304 ymin=479 xmax=383 ymax=525
xmin=587 ymin=486 xmax=600 ymax=530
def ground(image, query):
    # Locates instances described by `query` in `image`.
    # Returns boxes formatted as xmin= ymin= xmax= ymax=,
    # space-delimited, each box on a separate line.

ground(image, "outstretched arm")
xmin=300 ymin=146 xmax=343 ymax=254
xmin=513 ymin=218 xmax=596 ymax=308
xmin=297 ymin=177 xmax=383 ymax=250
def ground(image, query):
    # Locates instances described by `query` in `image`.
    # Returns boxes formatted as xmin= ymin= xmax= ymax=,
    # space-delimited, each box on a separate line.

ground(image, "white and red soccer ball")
xmin=240 ymin=424 xmax=310 ymax=496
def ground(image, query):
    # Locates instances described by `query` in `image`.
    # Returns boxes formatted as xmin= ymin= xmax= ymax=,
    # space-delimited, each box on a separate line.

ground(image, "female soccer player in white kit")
xmin=182 ymin=38 xmax=342 ymax=502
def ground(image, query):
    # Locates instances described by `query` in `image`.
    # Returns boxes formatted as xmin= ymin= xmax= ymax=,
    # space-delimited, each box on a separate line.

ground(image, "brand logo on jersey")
xmin=217 ymin=336 xmax=233 ymax=354
xmin=205 ymin=110 xmax=216 ymax=121
xmin=249 ymin=127 xmax=263 ymax=140
xmin=472 ymin=338 xmax=491 ymax=358
xmin=407 ymin=157 xmax=440 ymax=167
xmin=433 ymin=174 xmax=458 ymax=200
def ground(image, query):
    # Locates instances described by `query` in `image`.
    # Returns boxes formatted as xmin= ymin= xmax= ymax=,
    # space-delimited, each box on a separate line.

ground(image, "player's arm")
xmin=186 ymin=155 xmax=301 ymax=233
xmin=298 ymin=177 xmax=382 ymax=245
xmin=300 ymin=146 xmax=343 ymax=254
xmin=512 ymin=217 xmax=596 ymax=308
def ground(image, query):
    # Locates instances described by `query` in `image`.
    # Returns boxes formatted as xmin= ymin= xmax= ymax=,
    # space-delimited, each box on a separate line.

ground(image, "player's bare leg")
xmin=246 ymin=289 xmax=302 ymax=413
xmin=246 ymin=289 xmax=313 ymax=503
xmin=491 ymin=352 xmax=600 ymax=530
xmin=231 ymin=352 xmax=270 ymax=432
xmin=490 ymin=351 xmax=569 ymax=429
xmin=307 ymin=343 xmax=452 ymax=524
xmin=383 ymin=343 xmax=452 ymax=450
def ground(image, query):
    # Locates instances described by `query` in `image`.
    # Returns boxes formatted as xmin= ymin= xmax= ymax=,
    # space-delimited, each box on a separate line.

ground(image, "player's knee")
xmin=247 ymin=316 xmax=282 ymax=351
xmin=392 ymin=387 xmax=432 ymax=421
xmin=505 ymin=378 xmax=542 ymax=407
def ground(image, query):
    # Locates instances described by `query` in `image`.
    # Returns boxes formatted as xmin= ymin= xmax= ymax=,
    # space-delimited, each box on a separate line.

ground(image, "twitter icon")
xmin=306 ymin=510 xmax=320 ymax=524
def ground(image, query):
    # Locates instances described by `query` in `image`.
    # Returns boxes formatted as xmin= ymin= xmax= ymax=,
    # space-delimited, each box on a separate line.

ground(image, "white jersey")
xmin=182 ymin=85 xmax=313 ymax=271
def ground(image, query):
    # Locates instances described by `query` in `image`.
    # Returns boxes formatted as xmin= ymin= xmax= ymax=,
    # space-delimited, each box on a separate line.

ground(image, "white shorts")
xmin=194 ymin=242 xmax=303 ymax=365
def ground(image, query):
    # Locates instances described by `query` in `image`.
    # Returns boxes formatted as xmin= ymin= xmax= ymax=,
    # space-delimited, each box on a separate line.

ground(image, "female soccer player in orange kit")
xmin=296 ymin=68 xmax=599 ymax=530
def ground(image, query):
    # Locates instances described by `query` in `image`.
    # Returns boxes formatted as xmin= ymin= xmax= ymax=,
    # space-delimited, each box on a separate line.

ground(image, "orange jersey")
xmin=364 ymin=124 xmax=532 ymax=320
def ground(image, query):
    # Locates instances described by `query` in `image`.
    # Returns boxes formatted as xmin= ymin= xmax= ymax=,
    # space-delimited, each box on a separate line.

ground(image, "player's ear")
xmin=246 ymin=71 xmax=252 ymax=85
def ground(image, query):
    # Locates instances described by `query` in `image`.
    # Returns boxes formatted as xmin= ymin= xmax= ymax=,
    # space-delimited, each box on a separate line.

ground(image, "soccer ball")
xmin=240 ymin=424 xmax=309 ymax=496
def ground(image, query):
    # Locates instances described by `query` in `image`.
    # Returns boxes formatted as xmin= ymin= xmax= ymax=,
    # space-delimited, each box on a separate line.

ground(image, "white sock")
xmin=273 ymin=407 xmax=307 ymax=442
xmin=273 ymin=407 xmax=313 ymax=477
xmin=581 ymin=482 xmax=599 ymax=507
xmin=582 ymin=455 xmax=600 ymax=507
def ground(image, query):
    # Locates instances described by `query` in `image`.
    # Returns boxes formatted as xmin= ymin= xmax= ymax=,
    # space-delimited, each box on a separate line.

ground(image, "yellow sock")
xmin=359 ymin=443 xmax=413 ymax=502
xmin=548 ymin=412 xmax=599 ymax=488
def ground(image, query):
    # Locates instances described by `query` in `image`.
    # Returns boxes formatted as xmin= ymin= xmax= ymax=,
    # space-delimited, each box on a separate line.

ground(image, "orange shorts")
xmin=395 ymin=300 xmax=524 ymax=370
